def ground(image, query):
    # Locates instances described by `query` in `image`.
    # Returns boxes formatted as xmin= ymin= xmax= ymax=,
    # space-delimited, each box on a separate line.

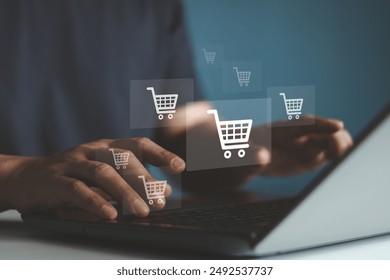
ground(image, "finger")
xmin=273 ymin=115 xmax=344 ymax=138
xmin=275 ymin=138 xmax=330 ymax=175
xmin=299 ymin=129 xmax=353 ymax=159
xmin=164 ymin=183 xmax=172 ymax=197
xmin=62 ymin=187 xmax=113 ymax=209
xmin=326 ymin=129 xmax=354 ymax=158
xmin=91 ymin=187 xmax=112 ymax=201
xmin=58 ymin=177 xmax=118 ymax=220
xmin=111 ymin=138 xmax=186 ymax=173
xmin=248 ymin=144 xmax=271 ymax=171
xmin=67 ymin=160 xmax=150 ymax=217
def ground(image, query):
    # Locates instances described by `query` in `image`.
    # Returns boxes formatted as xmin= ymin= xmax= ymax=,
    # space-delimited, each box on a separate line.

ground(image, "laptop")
xmin=22 ymin=104 xmax=390 ymax=257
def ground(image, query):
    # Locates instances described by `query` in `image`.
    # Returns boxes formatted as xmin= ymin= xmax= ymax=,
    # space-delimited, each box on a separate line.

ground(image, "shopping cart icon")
xmin=233 ymin=67 xmax=251 ymax=87
xmin=147 ymin=87 xmax=178 ymax=120
xmin=207 ymin=109 xmax=253 ymax=159
xmin=138 ymin=175 xmax=166 ymax=205
xmin=279 ymin=92 xmax=304 ymax=120
xmin=109 ymin=148 xmax=130 ymax=170
xmin=202 ymin=48 xmax=216 ymax=64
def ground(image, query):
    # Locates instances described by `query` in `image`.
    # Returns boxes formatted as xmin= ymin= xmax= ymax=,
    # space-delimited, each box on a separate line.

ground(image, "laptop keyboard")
xmin=119 ymin=199 xmax=292 ymax=230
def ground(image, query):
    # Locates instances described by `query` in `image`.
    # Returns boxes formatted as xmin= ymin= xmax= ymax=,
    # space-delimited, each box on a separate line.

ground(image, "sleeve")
xmin=158 ymin=0 xmax=205 ymax=101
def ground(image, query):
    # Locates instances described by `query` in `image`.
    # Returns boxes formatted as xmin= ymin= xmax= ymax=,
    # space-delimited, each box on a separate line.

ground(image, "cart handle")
xmin=279 ymin=92 xmax=287 ymax=101
xmin=207 ymin=109 xmax=221 ymax=124
xmin=108 ymin=148 xmax=116 ymax=156
xmin=146 ymin=87 xmax=156 ymax=97
xmin=202 ymin=48 xmax=207 ymax=54
xmin=233 ymin=67 xmax=239 ymax=74
xmin=138 ymin=175 xmax=147 ymax=185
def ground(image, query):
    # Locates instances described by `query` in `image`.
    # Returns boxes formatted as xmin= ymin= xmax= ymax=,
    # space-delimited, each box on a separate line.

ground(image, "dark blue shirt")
xmin=0 ymin=0 xmax=196 ymax=156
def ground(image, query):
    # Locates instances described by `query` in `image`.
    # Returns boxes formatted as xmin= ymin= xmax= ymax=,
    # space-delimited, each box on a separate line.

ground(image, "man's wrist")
xmin=0 ymin=155 xmax=36 ymax=211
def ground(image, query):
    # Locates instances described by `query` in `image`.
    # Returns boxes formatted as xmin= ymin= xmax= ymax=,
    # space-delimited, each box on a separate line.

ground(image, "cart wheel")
xmin=116 ymin=166 xmax=120 ymax=170
xmin=158 ymin=199 xmax=164 ymax=204
xmin=238 ymin=149 xmax=245 ymax=158
xmin=245 ymin=83 xmax=248 ymax=87
xmin=288 ymin=115 xmax=293 ymax=120
xmin=239 ymin=83 xmax=243 ymax=87
xmin=148 ymin=200 xmax=154 ymax=205
xmin=224 ymin=150 xmax=232 ymax=159
xmin=123 ymin=166 xmax=127 ymax=169
xmin=168 ymin=114 xmax=173 ymax=119
xmin=158 ymin=114 xmax=164 ymax=120
xmin=295 ymin=115 xmax=300 ymax=120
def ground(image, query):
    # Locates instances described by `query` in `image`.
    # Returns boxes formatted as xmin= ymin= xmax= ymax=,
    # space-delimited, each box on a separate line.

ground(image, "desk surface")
xmin=1 ymin=210 xmax=390 ymax=260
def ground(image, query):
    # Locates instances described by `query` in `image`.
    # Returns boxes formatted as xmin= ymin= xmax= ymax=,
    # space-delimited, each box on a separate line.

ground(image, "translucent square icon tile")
xmin=120 ymin=172 xmax=182 ymax=216
xmin=186 ymin=98 xmax=271 ymax=171
xmin=194 ymin=45 xmax=224 ymax=68
xmin=267 ymin=85 xmax=316 ymax=127
xmin=130 ymin=79 xmax=194 ymax=129
xmin=93 ymin=142 xmax=144 ymax=179
xmin=222 ymin=61 xmax=262 ymax=93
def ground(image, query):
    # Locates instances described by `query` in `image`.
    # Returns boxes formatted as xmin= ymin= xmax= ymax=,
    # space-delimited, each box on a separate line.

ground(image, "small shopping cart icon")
xmin=138 ymin=175 xmax=166 ymax=205
xmin=202 ymin=48 xmax=216 ymax=64
xmin=279 ymin=92 xmax=304 ymax=120
xmin=147 ymin=87 xmax=178 ymax=120
xmin=207 ymin=109 xmax=253 ymax=159
xmin=109 ymin=148 xmax=130 ymax=170
xmin=233 ymin=67 xmax=251 ymax=87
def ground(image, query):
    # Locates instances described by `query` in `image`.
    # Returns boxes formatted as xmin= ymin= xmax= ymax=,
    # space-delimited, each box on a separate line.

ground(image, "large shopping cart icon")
xmin=279 ymin=92 xmax=304 ymax=120
xmin=233 ymin=67 xmax=251 ymax=87
xmin=147 ymin=87 xmax=178 ymax=120
xmin=207 ymin=109 xmax=253 ymax=159
xmin=138 ymin=175 xmax=166 ymax=205
xmin=109 ymin=148 xmax=130 ymax=170
xmin=202 ymin=48 xmax=216 ymax=64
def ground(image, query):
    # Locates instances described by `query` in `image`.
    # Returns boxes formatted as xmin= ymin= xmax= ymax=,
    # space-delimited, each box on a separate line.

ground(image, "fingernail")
xmin=171 ymin=157 xmax=186 ymax=172
xmin=100 ymin=205 xmax=117 ymax=219
xmin=257 ymin=149 xmax=270 ymax=164
xmin=132 ymin=199 xmax=150 ymax=217
xmin=333 ymin=120 xmax=344 ymax=129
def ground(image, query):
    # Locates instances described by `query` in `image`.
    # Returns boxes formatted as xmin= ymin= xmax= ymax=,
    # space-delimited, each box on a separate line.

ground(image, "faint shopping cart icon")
xmin=109 ymin=148 xmax=130 ymax=170
xmin=207 ymin=109 xmax=253 ymax=159
xmin=233 ymin=67 xmax=251 ymax=87
xmin=147 ymin=87 xmax=178 ymax=120
xmin=138 ymin=175 xmax=166 ymax=205
xmin=279 ymin=92 xmax=304 ymax=120
xmin=202 ymin=48 xmax=216 ymax=64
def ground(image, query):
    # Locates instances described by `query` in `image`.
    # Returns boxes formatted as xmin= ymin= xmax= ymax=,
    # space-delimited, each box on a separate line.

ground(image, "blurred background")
xmin=182 ymin=0 xmax=390 ymax=197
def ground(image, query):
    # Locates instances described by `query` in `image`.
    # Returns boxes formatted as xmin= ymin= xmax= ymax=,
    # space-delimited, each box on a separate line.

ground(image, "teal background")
xmin=182 ymin=0 xmax=390 ymax=196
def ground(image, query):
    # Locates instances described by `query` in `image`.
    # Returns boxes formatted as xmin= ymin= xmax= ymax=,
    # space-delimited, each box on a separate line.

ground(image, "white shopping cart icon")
xmin=138 ymin=175 xmax=166 ymax=205
xmin=279 ymin=92 xmax=304 ymax=120
xmin=233 ymin=67 xmax=251 ymax=87
xmin=202 ymin=48 xmax=216 ymax=64
xmin=207 ymin=109 xmax=253 ymax=159
xmin=109 ymin=148 xmax=130 ymax=170
xmin=147 ymin=87 xmax=178 ymax=120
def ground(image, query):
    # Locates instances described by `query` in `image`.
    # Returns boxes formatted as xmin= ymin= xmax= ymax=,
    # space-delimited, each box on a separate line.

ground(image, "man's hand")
xmin=251 ymin=115 xmax=353 ymax=176
xmin=0 ymin=138 xmax=185 ymax=219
